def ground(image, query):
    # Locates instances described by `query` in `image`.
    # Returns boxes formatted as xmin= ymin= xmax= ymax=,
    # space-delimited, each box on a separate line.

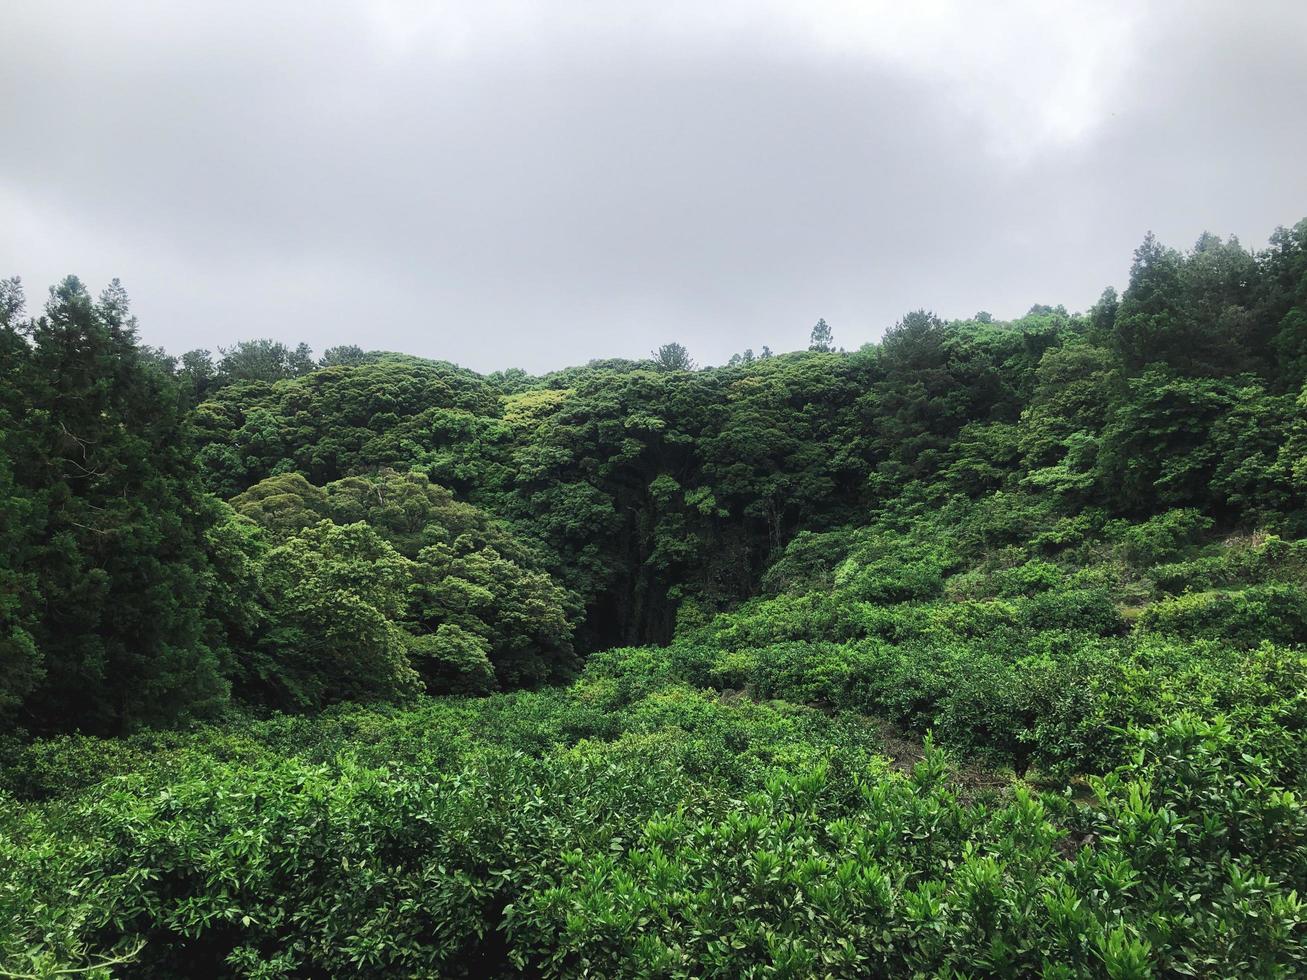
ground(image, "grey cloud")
xmin=2 ymin=0 xmax=1305 ymax=372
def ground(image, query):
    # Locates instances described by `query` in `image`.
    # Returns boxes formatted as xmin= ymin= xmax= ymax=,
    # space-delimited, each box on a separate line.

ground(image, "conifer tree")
xmin=13 ymin=277 xmax=227 ymax=733
xmin=808 ymin=318 xmax=833 ymax=352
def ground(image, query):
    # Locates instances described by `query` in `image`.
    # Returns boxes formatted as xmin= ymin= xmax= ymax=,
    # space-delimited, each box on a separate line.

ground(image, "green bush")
xmin=4 ymin=707 xmax=1304 ymax=978
xmin=1138 ymin=583 xmax=1307 ymax=647
xmin=1109 ymin=509 xmax=1213 ymax=568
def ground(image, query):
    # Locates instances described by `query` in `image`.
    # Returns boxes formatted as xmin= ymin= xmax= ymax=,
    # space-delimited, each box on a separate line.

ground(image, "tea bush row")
xmin=2 ymin=706 xmax=1303 ymax=977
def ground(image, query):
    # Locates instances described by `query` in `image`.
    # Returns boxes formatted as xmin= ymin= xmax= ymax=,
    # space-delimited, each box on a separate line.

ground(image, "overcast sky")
xmin=3 ymin=1 xmax=1305 ymax=373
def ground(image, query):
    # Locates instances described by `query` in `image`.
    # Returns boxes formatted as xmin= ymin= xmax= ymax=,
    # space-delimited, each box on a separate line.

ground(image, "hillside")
xmin=2 ymin=222 xmax=1306 ymax=976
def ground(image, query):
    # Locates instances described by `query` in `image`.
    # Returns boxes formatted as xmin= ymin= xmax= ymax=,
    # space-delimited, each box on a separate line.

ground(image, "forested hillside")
xmin=2 ymin=222 xmax=1307 ymax=976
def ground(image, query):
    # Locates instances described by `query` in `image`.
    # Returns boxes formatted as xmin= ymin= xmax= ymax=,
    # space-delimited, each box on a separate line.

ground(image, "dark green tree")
xmin=8 ymin=277 xmax=228 ymax=733
xmin=216 ymin=338 xmax=315 ymax=384
xmin=319 ymin=344 xmax=372 ymax=368
xmin=178 ymin=349 xmax=217 ymax=401
xmin=0 ymin=279 xmax=44 ymax=723
xmin=1255 ymin=218 xmax=1307 ymax=391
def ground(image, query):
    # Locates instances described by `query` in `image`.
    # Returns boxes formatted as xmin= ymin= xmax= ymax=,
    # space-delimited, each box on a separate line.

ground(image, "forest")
xmin=1 ymin=221 xmax=1306 ymax=977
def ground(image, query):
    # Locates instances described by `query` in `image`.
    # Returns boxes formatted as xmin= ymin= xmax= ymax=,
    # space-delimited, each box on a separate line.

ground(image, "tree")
xmin=255 ymin=521 xmax=420 ymax=709
xmin=0 ymin=276 xmax=25 ymax=325
xmin=319 ymin=344 xmax=371 ymax=368
xmin=1018 ymin=342 xmax=1115 ymax=464
xmin=727 ymin=349 xmax=756 ymax=368
xmin=178 ymin=349 xmax=217 ymax=400
xmin=1095 ymin=368 xmax=1238 ymax=513
xmin=10 ymin=277 xmax=228 ymax=733
xmin=862 ymin=309 xmax=1023 ymax=494
xmin=0 ymin=279 xmax=44 ymax=723
xmin=288 ymin=342 xmax=315 ymax=375
xmin=1111 ymin=232 xmax=1260 ymax=377
xmin=1283 ymin=383 xmax=1307 ymax=501
xmin=229 ymin=472 xmax=330 ymax=539
xmin=409 ymin=539 xmax=578 ymax=689
xmin=1256 ymin=218 xmax=1307 ymax=391
xmin=231 ymin=469 xmax=581 ymax=694
xmin=216 ymin=339 xmax=314 ymax=384
xmin=190 ymin=356 xmax=504 ymax=494
xmin=809 ymin=319 xmax=834 ymax=352
xmin=1087 ymin=286 xmax=1119 ymax=346
xmin=652 ymin=342 xmax=696 ymax=372
xmin=405 ymin=624 xmax=495 ymax=694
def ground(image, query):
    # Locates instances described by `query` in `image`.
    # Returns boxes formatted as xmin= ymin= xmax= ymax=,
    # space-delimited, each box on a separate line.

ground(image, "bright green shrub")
xmin=747 ymin=642 xmax=861 ymax=706
xmin=710 ymin=593 xmax=854 ymax=650
xmin=1150 ymin=553 xmax=1235 ymax=593
xmin=3 ymin=684 xmax=1305 ymax=977
xmin=506 ymin=719 xmax=1307 ymax=977
xmin=994 ymin=559 xmax=1061 ymax=596
xmin=1109 ymin=508 xmax=1213 ymax=568
xmin=1077 ymin=714 xmax=1307 ymax=977
xmin=1017 ymin=587 xmax=1123 ymax=635
xmin=1138 ymin=583 xmax=1307 ymax=646
xmin=706 ymin=648 xmax=758 ymax=691
xmin=0 ymin=733 xmax=169 ymax=802
xmin=1150 ymin=535 xmax=1307 ymax=595
xmin=758 ymin=528 xmax=857 ymax=595
xmin=1029 ymin=511 xmax=1106 ymax=554
xmin=835 ymin=544 xmax=954 ymax=603
xmin=1024 ymin=637 xmax=1307 ymax=780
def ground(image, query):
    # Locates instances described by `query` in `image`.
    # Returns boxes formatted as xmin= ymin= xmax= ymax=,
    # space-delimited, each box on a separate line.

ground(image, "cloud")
xmin=1 ymin=0 xmax=1304 ymax=371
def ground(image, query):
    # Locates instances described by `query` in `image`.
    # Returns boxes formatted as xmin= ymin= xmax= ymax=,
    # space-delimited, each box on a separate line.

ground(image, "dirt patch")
xmin=868 ymin=717 xmax=928 ymax=772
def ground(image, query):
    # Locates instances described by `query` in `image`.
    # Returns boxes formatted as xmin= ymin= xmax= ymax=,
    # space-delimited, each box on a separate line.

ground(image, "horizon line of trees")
xmin=150 ymin=225 xmax=1307 ymax=395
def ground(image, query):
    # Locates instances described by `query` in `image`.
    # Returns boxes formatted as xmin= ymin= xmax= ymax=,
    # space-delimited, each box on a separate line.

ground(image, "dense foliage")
xmin=2 ymin=662 xmax=1303 ymax=976
xmin=1 ymin=221 xmax=1306 ymax=975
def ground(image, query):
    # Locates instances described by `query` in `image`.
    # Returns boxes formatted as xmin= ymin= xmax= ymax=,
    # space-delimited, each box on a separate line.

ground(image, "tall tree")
xmin=178 ymin=348 xmax=217 ymax=401
xmin=1256 ymin=218 xmax=1307 ymax=391
xmin=652 ymin=342 xmax=696 ymax=372
xmin=808 ymin=318 xmax=834 ymax=352
xmin=0 ymin=279 xmax=44 ymax=722
xmin=10 ymin=277 xmax=228 ymax=733
xmin=254 ymin=521 xmax=420 ymax=709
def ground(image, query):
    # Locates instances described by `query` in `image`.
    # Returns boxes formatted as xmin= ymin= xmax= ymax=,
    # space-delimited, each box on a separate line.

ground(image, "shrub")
xmin=1138 ymin=583 xmax=1307 ymax=647
xmin=1109 ymin=508 xmax=1213 ymax=568
xmin=3 ymin=689 xmax=1304 ymax=977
